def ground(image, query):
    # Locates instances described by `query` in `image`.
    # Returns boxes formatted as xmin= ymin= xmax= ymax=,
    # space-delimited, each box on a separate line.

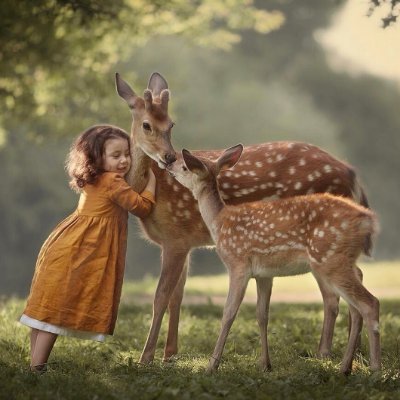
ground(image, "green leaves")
xmin=0 ymin=0 xmax=284 ymax=139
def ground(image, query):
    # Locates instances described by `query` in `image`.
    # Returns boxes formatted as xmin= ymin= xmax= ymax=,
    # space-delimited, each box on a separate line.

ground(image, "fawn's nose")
xmin=165 ymin=152 xmax=177 ymax=165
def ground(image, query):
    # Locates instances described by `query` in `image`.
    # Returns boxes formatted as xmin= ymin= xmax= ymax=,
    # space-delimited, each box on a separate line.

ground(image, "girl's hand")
xmin=144 ymin=168 xmax=156 ymax=196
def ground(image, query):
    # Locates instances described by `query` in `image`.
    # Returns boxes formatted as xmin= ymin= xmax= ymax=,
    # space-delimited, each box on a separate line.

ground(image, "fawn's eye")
xmin=142 ymin=122 xmax=151 ymax=131
xmin=182 ymin=166 xmax=188 ymax=171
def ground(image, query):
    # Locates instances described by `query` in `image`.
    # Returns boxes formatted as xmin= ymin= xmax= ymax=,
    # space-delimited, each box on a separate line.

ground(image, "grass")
xmin=1 ymin=261 xmax=399 ymax=400
xmin=122 ymin=260 xmax=400 ymax=304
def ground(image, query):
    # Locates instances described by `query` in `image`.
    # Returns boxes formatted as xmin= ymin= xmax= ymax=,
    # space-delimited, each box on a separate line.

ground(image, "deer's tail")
xmin=351 ymin=173 xmax=374 ymax=256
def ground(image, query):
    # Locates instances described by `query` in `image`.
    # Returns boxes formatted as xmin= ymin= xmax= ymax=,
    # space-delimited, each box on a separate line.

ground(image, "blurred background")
xmin=1 ymin=0 xmax=399 ymax=296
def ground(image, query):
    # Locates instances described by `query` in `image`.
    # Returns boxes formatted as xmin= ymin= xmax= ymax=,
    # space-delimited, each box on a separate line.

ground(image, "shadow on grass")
xmin=2 ymin=300 xmax=400 ymax=399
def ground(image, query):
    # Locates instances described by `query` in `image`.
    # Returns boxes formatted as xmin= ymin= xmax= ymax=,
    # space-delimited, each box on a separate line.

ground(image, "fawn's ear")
xmin=115 ymin=73 xmax=140 ymax=109
xmin=182 ymin=149 xmax=208 ymax=177
xmin=147 ymin=72 xmax=169 ymax=97
xmin=217 ymin=144 xmax=244 ymax=172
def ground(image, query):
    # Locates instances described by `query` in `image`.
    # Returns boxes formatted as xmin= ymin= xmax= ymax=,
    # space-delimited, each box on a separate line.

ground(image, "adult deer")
xmin=115 ymin=72 xmax=371 ymax=364
xmin=166 ymin=145 xmax=380 ymax=374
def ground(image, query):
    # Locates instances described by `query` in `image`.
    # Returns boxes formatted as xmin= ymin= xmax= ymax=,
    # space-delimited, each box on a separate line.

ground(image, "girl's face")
xmin=103 ymin=137 xmax=131 ymax=176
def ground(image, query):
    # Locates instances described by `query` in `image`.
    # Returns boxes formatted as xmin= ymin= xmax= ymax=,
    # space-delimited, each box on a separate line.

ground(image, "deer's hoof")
xmin=206 ymin=366 xmax=217 ymax=375
xmin=261 ymin=363 xmax=272 ymax=372
xmin=339 ymin=365 xmax=352 ymax=376
xmin=316 ymin=351 xmax=331 ymax=360
xmin=163 ymin=355 xmax=178 ymax=363
xmin=139 ymin=355 xmax=154 ymax=365
xmin=206 ymin=359 xmax=219 ymax=374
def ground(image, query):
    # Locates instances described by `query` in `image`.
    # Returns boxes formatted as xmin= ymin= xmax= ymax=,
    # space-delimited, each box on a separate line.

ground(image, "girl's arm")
xmin=108 ymin=171 xmax=156 ymax=218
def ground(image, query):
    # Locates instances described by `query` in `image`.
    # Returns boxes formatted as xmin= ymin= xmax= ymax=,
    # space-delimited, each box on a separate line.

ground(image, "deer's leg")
xmin=207 ymin=270 xmax=249 ymax=373
xmin=255 ymin=277 xmax=273 ymax=371
xmin=347 ymin=287 xmax=380 ymax=372
xmin=339 ymin=285 xmax=380 ymax=372
xmin=140 ymin=246 xmax=189 ymax=364
xmin=163 ymin=253 xmax=190 ymax=361
xmin=349 ymin=266 xmax=364 ymax=353
xmin=313 ymin=263 xmax=381 ymax=373
xmin=340 ymin=304 xmax=363 ymax=375
xmin=313 ymin=274 xmax=340 ymax=358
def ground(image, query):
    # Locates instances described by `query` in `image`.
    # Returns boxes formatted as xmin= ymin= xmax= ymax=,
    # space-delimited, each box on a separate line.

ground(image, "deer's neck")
xmin=126 ymin=144 xmax=152 ymax=192
xmin=195 ymin=180 xmax=224 ymax=241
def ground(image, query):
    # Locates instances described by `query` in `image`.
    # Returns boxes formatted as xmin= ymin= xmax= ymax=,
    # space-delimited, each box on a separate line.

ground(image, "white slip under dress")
xmin=20 ymin=314 xmax=106 ymax=342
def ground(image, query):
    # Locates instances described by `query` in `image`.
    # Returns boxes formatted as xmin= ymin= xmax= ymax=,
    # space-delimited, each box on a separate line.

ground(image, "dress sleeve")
xmin=108 ymin=174 xmax=155 ymax=218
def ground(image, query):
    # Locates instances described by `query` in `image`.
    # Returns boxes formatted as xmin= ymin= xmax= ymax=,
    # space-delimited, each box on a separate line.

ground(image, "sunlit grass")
xmin=122 ymin=260 xmax=400 ymax=304
xmin=1 ymin=293 xmax=400 ymax=399
xmin=1 ymin=261 xmax=399 ymax=399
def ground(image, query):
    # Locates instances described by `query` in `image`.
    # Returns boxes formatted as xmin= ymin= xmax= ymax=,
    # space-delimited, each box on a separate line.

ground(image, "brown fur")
xmin=115 ymin=73 xmax=374 ymax=366
xmin=168 ymin=146 xmax=380 ymax=374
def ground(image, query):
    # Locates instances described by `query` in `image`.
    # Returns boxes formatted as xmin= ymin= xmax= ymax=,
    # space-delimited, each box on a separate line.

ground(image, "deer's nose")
xmin=165 ymin=152 xmax=177 ymax=165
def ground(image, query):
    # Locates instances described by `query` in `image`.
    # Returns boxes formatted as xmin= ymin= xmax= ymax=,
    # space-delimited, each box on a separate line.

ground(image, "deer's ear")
xmin=217 ymin=144 xmax=244 ymax=172
xmin=182 ymin=149 xmax=207 ymax=177
xmin=115 ymin=73 xmax=139 ymax=109
xmin=147 ymin=72 xmax=168 ymax=97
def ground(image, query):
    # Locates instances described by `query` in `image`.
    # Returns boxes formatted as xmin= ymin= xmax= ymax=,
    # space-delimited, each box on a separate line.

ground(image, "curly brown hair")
xmin=66 ymin=125 xmax=131 ymax=192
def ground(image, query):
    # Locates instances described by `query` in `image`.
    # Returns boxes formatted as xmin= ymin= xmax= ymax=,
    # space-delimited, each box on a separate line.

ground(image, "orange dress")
xmin=21 ymin=172 xmax=154 ymax=337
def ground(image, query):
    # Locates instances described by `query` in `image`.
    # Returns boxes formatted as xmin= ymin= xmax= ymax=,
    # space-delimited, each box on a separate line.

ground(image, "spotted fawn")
xmin=167 ymin=144 xmax=380 ymax=374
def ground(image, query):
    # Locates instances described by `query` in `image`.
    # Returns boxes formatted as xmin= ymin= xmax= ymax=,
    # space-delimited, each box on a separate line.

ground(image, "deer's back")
xmin=213 ymin=193 xmax=376 ymax=276
xmin=140 ymin=142 xmax=364 ymax=249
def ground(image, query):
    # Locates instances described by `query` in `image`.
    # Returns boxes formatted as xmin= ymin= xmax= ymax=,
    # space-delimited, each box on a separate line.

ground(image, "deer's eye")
xmin=182 ymin=166 xmax=188 ymax=171
xmin=142 ymin=122 xmax=151 ymax=131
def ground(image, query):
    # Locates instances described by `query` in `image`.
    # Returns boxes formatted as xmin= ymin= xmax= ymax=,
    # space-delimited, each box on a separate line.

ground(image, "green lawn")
xmin=1 ymin=261 xmax=399 ymax=399
xmin=122 ymin=260 xmax=400 ymax=304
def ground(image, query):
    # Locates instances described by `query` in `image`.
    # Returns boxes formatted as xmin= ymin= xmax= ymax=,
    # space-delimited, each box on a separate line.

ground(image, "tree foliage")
xmin=2 ymin=0 xmax=400 ymax=296
xmin=239 ymin=0 xmax=400 ymax=259
xmin=0 ymin=0 xmax=284 ymax=141
xmin=0 ymin=0 xmax=284 ymax=295
xmin=368 ymin=0 xmax=400 ymax=27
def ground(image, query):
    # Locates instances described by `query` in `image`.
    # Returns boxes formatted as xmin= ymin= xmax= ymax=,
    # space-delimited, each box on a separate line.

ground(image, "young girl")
xmin=20 ymin=124 xmax=156 ymax=373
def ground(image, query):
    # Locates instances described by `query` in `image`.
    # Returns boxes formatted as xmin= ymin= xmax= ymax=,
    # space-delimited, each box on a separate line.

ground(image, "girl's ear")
xmin=217 ymin=144 xmax=244 ymax=172
xmin=182 ymin=149 xmax=208 ymax=177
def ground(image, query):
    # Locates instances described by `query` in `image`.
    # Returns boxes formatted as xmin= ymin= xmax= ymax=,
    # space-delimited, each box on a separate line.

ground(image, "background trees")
xmin=0 ymin=0 xmax=283 ymax=140
xmin=1 ymin=0 xmax=399 ymax=295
